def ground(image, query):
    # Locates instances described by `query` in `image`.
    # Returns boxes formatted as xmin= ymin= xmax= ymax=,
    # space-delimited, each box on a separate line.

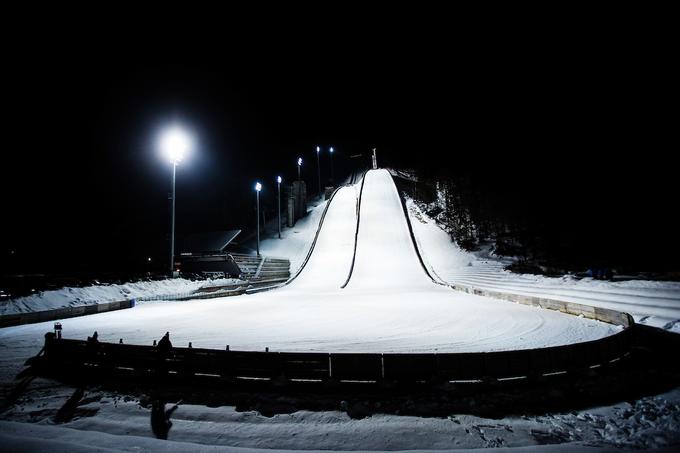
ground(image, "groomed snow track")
xmin=15 ymin=169 xmax=638 ymax=385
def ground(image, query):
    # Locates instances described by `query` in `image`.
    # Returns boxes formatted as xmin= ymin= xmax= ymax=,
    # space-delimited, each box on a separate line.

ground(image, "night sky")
xmin=3 ymin=22 xmax=677 ymax=274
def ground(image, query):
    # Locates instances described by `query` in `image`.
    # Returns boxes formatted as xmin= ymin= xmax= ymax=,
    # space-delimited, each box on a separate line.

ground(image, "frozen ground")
xmin=405 ymin=199 xmax=680 ymax=333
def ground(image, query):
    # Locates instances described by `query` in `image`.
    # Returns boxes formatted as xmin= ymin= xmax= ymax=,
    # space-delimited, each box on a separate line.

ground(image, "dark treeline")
xmin=397 ymin=155 xmax=679 ymax=277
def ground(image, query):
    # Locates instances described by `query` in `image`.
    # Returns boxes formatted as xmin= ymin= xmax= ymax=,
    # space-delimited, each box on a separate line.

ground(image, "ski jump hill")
xmin=8 ymin=169 xmax=641 ymax=385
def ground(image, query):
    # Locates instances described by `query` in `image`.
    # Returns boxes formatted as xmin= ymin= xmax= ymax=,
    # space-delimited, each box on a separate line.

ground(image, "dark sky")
xmin=3 ymin=20 xmax=676 ymax=273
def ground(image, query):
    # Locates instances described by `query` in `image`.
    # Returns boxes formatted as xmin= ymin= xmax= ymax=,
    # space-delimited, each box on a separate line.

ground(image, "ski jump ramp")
xmin=0 ymin=171 xmax=625 ymax=367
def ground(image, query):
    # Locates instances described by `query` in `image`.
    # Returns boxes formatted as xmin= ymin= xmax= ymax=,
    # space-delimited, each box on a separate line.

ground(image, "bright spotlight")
xmin=329 ymin=146 xmax=334 ymax=154
xmin=298 ymin=157 xmax=303 ymax=166
xmin=277 ymin=176 xmax=282 ymax=184
xmin=316 ymin=146 xmax=320 ymax=153
xmin=255 ymin=182 xmax=262 ymax=192
xmin=159 ymin=125 xmax=192 ymax=164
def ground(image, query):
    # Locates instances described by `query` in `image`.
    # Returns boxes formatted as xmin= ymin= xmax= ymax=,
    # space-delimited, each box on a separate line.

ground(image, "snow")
xmin=0 ymin=171 xmax=618 ymax=362
xmin=285 ymin=184 xmax=359 ymax=290
xmin=0 ymin=185 xmax=333 ymax=319
xmin=1 ymin=387 xmax=679 ymax=451
xmin=405 ymin=199 xmax=680 ymax=333
xmin=2 ymin=169 xmax=668 ymax=452
xmin=345 ymin=168 xmax=433 ymax=291
xmin=258 ymin=198 xmax=329 ymax=275
xmin=0 ymin=278 xmax=245 ymax=316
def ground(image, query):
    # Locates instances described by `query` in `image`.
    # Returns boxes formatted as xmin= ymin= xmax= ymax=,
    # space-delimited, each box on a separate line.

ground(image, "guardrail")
xmin=32 ymin=326 xmax=633 ymax=384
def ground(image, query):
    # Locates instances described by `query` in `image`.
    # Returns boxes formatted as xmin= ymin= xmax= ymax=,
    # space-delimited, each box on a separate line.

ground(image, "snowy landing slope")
xmin=0 ymin=171 xmax=676 ymax=453
xmin=345 ymin=169 xmax=433 ymax=291
xmin=0 ymin=170 xmax=619 ymax=368
xmin=405 ymin=198 xmax=680 ymax=333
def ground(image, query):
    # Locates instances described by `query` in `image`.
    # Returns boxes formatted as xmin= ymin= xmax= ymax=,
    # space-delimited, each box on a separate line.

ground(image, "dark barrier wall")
xmin=39 ymin=327 xmax=633 ymax=383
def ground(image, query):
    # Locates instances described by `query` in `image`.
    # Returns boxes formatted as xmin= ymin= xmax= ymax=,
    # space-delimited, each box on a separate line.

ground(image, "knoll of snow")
xmin=405 ymin=198 xmax=680 ymax=333
xmin=0 ymin=278 xmax=245 ymax=316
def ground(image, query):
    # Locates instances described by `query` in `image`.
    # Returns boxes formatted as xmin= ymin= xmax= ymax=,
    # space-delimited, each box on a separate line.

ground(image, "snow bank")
xmin=258 ymin=198 xmax=329 ymax=275
xmin=0 ymin=277 xmax=244 ymax=316
xmin=406 ymin=198 xmax=680 ymax=332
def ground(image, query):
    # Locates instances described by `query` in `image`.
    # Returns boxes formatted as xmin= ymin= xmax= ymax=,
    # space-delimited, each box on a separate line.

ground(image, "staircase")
xmin=231 ymin=254 xmax=291 ymax=291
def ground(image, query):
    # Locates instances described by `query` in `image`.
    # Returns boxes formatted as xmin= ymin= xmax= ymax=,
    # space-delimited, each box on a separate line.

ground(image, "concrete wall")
xmin=449 ymin=283 xmax=634 ymax=328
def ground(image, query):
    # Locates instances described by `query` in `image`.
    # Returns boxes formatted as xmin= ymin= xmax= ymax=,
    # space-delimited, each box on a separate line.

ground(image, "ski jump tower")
xmin=372 ymin=148 xmax=377 ymax=169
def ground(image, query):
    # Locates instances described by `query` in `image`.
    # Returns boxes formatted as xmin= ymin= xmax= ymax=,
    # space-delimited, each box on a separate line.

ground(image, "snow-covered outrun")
xmin=1 ymin=169 xmax=679 ymax=451
xmin=0 ymin=170 xmax=620 ymax=355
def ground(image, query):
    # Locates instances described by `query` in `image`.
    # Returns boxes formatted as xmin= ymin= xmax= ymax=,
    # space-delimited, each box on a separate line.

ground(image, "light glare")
xmin=159 ymin=125 xmax=192 ymax=164
xmin=298 ymin=157 xmax=302 ymax=166
xmin=255 ymin=182 xmax=262 ymax=192
xmin=277 ymin=176 xmax=282 ymax=183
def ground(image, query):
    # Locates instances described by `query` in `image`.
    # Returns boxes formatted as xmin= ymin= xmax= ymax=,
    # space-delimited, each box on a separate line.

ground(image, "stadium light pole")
xmin=316 ymin=146 xmax=321 ymax=199
xmin=329 ymin=146 xmax=334 ymax=183
xmin=255 ymin=182 xmax=262 ymax=256
xmin=159 ymin=125 xmax=192 ymax=277
xmin=277 ymin=176 xmax=282 ymax=239
xmin=297 ymin=157 xmax=302 ymax=181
